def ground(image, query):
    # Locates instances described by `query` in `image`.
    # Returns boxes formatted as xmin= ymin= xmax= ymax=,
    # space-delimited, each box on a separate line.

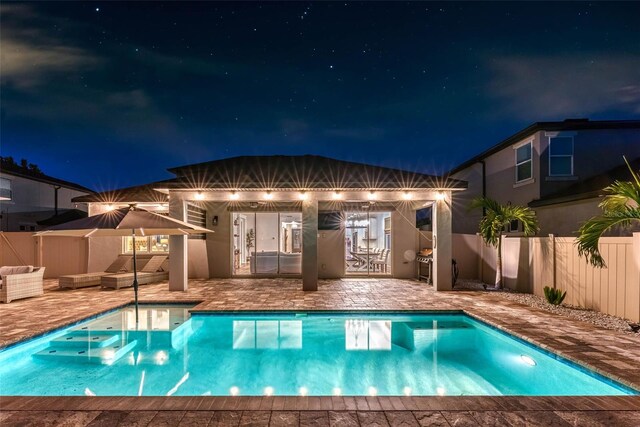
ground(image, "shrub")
xmin=544 ymin=286 xmax=567 ymax=305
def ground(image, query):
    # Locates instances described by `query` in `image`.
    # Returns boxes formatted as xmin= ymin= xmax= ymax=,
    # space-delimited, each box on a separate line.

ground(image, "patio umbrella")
xmin=35 ymin=206 xmax=214 ymax=323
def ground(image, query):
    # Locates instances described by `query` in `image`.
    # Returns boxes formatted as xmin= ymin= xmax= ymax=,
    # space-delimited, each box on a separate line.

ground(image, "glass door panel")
xmin=345 ymin=212 xmax=370 ymax=274
xmin=255 ymin=212 xmax=279 ymax=274
xmin=369 ymin=212 xmax=391 ymax=274
xmin=233 ymin=213 xmax=255 ymax=275
xmin=232 ymin=211 xmax=303 ymax=276
xmin=345 ymin=211 xmax=391 ymax=275
xmin=279 ymin=212 xmax=302 ymax=274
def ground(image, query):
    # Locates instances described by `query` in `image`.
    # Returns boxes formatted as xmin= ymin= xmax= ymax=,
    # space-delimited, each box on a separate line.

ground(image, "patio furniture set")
xmin=347 ymin=248 xmax=390 ymax=273
xmin=0 ymin=265 xmax=46 ymax=303
xmin=0 ymin=255 xmax=168 ymax=303
xmin=59 ymin=255 xmax=169 ymax=290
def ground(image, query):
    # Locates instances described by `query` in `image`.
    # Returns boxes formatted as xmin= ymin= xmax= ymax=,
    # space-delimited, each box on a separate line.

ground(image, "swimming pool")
xmin=0 ymin=304 xmax=635 ymax=396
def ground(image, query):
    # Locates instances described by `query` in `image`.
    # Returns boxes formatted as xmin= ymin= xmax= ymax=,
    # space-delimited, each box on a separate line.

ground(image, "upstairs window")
xmin=0 ymin=178 xmax=11 ymax=201
xmin=515 ymin=142 xmax=532 ymax=182
xmin=549 ymin=136 xmax=574 ymax=176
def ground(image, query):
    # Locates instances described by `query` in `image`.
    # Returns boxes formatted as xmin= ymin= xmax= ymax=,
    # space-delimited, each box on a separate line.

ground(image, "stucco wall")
xmin=451 ymin=127 xmax=640 ymax=237
xmin=450 ymin=163 xmax=483 ymax=234
xmin=0 ymin=172 xmax=89 ymax=231
xmin=538 ymin=128 xmax=640 ymax=198
xmin=188 ymin=239 xmax=209 ymax=278
xmin=534 ymin=198 xmax=603 ymax=237
xmin=391 ymin=205 xmax=419 ymax=279
xmin=452 ymin=233 xmax=479 ymax=280
xmin=318 ymin=229 xmax=345 ymax=278
xmin=205 ymin=202 xmax=232 ymax=278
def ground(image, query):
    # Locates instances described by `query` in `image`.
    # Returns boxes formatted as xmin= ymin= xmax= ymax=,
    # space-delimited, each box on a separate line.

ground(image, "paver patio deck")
xmin=1 ymin=278 xmax=639 ymax=425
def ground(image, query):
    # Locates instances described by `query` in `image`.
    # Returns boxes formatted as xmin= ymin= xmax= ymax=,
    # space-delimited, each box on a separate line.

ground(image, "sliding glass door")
xmin=232 ymin=212 xmax=302 ymax=276
xmin=345 ymin=211 xmax=391 ymax=275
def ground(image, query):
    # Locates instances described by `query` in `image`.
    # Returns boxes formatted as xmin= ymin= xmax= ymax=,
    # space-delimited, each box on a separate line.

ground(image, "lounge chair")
xmin=58 ymin=255 xmax=132 ymax=289
xmin=101 ymin=255 xmax=168 ymax=290
xmin=1 ymin=266 xmax=46 ymax=303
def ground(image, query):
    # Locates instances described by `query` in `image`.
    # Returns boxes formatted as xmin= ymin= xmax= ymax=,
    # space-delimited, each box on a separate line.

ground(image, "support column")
xmin=432 ymin=192 xmax=452 ymax=291
xmin=169 ymin=194 xmax=188 ymax=291
xmin=302 ymin=198 xmax=318 ymax=291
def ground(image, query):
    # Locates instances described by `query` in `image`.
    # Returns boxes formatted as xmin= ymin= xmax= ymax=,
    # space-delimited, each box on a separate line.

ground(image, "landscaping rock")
xmin=454 ymin=279 xmax=639 ymax=336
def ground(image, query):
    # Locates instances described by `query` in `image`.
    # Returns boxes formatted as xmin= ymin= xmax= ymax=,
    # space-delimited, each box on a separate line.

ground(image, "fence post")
xmin=550 ymin=234 xmax=556 ymax=289
xmin=477 ymin=233 xmax=483 ymax=282
xmin=35 ymin=235 xmax=43 ymax=267
xmin=634 ymin=232 xmax=640 ymax=279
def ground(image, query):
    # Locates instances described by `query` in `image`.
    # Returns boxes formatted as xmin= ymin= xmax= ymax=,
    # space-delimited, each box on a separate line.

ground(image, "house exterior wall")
xmin=450 ymin=162 xmax=483 ymax=234
xmin=205 ymin=202 xmax=233 ymax=278
xmin=451 ymin=132 xmax=542 ymax=234
xmin=391 ymin=205 xmax=419 ymax=279
xmin=318 ymin=229 xmax=345 ymax=278
xmin=451 ymin=127 xmax=640 ymax=237
xmin=202 ymin=201 xmax=422 ymax=279
xmin=0 ymin=172 xmax=90 ymax=232
xmin=538 ymin=128 xmax=640 ymax=198
xmin=535 ymin=198 xmax=602 ymax=236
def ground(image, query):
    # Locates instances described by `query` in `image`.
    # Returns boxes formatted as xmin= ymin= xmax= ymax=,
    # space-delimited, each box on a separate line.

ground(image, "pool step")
xmin=34 ymin=340 xmax=138 ymax=365
xmin=50 ymin=332 xmax=120 ymax=348
xmin=393 ymin=321 xmax=476 ymax=351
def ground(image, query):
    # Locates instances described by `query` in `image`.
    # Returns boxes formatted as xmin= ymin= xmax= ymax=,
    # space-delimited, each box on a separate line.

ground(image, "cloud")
xmin=488 ymin=54 xmax=640 ymax=119
xmin=0 ymin=5 xmax=101 ymax=88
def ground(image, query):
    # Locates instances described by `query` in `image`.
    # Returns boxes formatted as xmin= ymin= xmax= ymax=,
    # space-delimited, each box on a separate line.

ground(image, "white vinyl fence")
xmin=453 ymin=233 xmax=640 ymax=322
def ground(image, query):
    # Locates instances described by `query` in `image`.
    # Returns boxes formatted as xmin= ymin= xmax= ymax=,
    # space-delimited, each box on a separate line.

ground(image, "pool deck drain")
xmin=1 ymin=278 xmax=639 ymax=423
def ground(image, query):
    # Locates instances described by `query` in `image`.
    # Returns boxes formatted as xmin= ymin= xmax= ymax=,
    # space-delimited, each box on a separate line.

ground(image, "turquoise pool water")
xmin=0 ymin=305 xmax=635 ymax=396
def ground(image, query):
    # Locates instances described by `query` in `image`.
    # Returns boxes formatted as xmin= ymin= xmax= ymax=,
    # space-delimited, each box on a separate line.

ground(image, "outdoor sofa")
xmin=101 ymin=255 xmax=169 ymax=289
xmin=58 ymin=255 xmax=132 ymax=289
xmin=250 ymin=251 xmax=301 ymax=274
xmin=0 ymin=266 xmax=46 ymax=303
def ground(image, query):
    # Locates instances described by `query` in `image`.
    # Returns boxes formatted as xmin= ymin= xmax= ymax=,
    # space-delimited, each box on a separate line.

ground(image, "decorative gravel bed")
xmin=454 ymin=279 xmax=640 ymax=336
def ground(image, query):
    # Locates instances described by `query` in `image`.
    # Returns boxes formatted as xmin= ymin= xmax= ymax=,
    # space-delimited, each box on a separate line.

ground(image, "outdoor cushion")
xmin=0 ymin=266 xmax=34 ymax=275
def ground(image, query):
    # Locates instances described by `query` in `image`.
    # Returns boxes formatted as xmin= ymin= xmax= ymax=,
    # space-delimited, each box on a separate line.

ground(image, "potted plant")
xmin=246 ymin=229 xmax=255 ymax=255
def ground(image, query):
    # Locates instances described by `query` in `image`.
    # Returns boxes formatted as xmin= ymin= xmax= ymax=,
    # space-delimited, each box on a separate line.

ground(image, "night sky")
xmin=2 ymin=2 xmax=639 ymax=191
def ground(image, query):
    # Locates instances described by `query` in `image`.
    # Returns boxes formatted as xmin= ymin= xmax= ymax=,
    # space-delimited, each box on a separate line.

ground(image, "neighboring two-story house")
xmin=449 ymin=119 xmax=640 ymax=236
xmin=0 ymin=158 xmax=94 ymax=232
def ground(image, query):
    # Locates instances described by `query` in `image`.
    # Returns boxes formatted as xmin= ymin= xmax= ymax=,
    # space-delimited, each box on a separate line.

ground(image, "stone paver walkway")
xmin=1 ymin=278 xmax=639 ymax=425
xmin=2 ymin=409 xmax=640 ymax=427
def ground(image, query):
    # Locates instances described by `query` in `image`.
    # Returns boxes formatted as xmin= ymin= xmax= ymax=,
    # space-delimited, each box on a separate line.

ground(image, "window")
xmin=0 ymin=178 xmax=11 ymax=201
xmin=187 ymin=204 xmax=206 ymax=240
xmin=122 ymin=235 xmax=168 ymax=253
xmin=549 ymin=136 xmax=574 ymax=176
xmin=515 ymin=142 xmax=532 ymax=182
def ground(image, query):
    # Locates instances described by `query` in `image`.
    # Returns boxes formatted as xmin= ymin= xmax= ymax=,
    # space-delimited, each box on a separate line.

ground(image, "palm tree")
xmin=470 ymin=197 xmax=539 ymax=289
xmin=577 ymin=157 xmax=640 ymax=268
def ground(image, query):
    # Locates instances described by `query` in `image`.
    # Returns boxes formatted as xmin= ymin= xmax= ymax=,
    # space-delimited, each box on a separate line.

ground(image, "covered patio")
xmin=74 ymin=155 xmax=466 ymax=293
